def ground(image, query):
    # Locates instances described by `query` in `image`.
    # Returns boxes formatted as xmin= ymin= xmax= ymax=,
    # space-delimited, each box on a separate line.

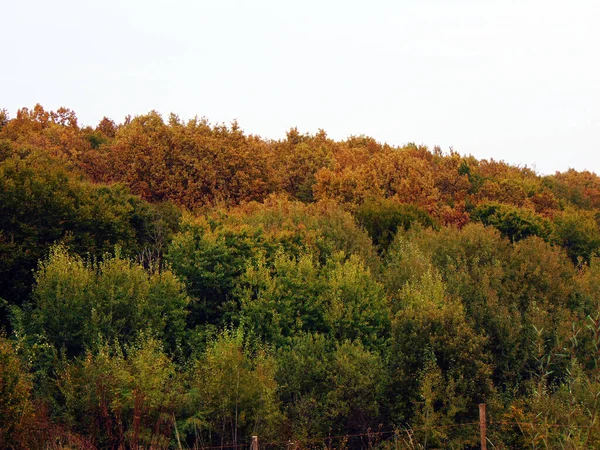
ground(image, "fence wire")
xmin=189 ymin=419 xmax=600 ymax=450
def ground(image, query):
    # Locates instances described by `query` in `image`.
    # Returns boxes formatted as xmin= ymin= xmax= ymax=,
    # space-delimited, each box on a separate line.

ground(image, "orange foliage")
xmin=2 ymin=104 xmax=598 ymax=226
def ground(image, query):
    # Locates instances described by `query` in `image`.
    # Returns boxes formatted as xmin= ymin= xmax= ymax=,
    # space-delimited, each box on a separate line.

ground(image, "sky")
xmin=2 ymin=0 xmax=599 ymax=175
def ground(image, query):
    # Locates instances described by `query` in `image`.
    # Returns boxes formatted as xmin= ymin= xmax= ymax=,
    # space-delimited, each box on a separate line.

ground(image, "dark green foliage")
xmin=166 ymin=198 xmax=379 ymax=332
xmin=458 ymin=159 xmax=484 ymax=194
xmin=0 ymin=152 xmax=181 ymax=319
xmin=277 ymin=334 xmax=386 ymax=438
xmin=387 ymin=269 xmax=493 ymax=425
xmin=166 ymin=219 xmax=273 ymax=328
xmin=84 ymin=130 xmax=108 ymax=149
xmin=472 ymin=202 xmax=552 ymax=242
xmin=356 ymin=198 xmax=436 ymax=253
xmin=553 ymin=209 xmax=600 ymax=265
xmin=409 ymin=224 xmax=580 ymax=393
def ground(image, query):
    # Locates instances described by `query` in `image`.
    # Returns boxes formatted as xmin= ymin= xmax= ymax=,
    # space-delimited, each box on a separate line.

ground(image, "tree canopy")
xmin=2 ymin=105 xmax=600 ymax=449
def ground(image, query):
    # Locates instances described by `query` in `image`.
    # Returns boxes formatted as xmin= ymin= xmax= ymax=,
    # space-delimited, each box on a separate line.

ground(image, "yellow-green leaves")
xmin=30 ymin=245 xmax=189 ymax=356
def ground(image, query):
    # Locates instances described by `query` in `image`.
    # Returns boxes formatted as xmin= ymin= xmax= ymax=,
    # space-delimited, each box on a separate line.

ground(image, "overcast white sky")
xmin=2 ymin=0 xmax=599 ymax=175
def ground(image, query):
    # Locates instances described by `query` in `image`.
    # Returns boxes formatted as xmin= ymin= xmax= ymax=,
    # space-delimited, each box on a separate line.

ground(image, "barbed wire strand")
xmin=193 ymin=420 xmax=600 ymax=450
xmin=194 ymin=422 xmax=481 ymax=450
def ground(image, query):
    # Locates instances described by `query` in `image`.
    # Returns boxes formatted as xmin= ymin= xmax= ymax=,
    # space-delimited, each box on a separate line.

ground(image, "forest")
xmin=2 ymin=104 xmax=600 ymax=449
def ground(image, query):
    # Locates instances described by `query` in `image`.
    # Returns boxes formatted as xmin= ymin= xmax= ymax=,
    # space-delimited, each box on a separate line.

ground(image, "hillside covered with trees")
xmin=2 ymin=105 xmax=600 ymax=449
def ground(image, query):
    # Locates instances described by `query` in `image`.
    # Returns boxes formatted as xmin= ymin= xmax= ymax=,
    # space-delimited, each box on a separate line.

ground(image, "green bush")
xmin=26 ymin=245 xmax=188 ymax=356
xmin=356 ymin=198 xmax=436 ymax=253
xmin=472 ymin=202 xmax=551 ymax=243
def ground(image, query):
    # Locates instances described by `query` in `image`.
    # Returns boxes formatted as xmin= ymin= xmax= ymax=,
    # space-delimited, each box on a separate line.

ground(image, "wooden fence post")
xmin=479 ymin=403 xmax=487 ymax=450
xmin=251 ymin=436 xmax=259 ymax=450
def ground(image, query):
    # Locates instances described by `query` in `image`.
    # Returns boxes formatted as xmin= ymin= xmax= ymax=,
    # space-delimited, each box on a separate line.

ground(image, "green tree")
xmin=224 ymin=195 xmax=379 ymax=269
xmin=276 ymin=334 xmax=386 ymax=439
xmin=26 ymin=245 xmax=189 ymax=357
xmin=356 ymin=198 xmax=436 ymax=253
xmin=166 ymin=218 xmax=270 ymax=328
xmin=553 ymin=209 xmax=600 ymax=265
xmin=388 ymin=269 xmax=493 ymax=425
xmin=186 ymin=330 xmax=281 ymax=445
xmin=471 ymin=202 xmax=552 ymax=243
xmin=236 ymin=251 xmax=390 ymax=351
xmin=0 ymin=151 xmax=180 ymax=318
xmin=273 ymin=129 xmax=334 ymax=202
